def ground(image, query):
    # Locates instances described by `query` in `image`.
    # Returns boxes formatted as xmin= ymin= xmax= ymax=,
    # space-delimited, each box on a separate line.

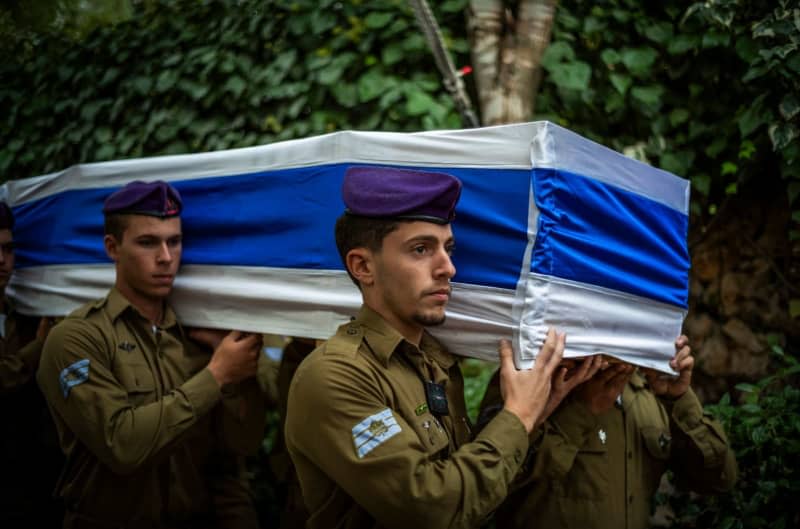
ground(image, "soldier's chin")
xmin=150 ymin=285 xmax=174 ymax=298
xmin=414 ymin=312 xmax=446 ymax=327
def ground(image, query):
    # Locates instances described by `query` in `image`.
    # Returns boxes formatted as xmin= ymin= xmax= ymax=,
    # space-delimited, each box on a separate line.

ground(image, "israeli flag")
xmin=0 ymin=122 xmax=688 ymax=372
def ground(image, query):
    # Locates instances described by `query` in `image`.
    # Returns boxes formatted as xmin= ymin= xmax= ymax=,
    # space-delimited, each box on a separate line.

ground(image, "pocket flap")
xmin=580 ymin=427 xmax=610 ymax=453
xmin=641 ymin=425 xmax=671 ymax=460
xmin=414 ymin=413 xmax=450 ymax=457
xmin=117 ymin=363 xmax=156 ymax=393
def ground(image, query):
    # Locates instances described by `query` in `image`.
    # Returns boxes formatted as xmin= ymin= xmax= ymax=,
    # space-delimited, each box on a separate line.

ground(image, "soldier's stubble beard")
xmin=413 ymin=311 xmax=447 ymax=328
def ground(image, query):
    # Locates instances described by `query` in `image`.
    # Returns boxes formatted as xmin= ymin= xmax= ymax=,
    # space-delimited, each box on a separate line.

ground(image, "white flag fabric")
xmin=1 ymin=122 xmax=689 ymax=372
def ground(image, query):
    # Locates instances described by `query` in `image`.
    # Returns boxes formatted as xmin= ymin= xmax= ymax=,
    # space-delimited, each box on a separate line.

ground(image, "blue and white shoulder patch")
xmin=352 ymin=408 xmax=402 ymax=459
xmin=59 ymin=359 xmax=90 ymax=398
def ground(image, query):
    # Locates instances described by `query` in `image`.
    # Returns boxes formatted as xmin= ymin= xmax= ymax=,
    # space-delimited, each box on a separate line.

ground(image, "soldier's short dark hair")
xmin=104 ymin=214 xmax=131 ymax=242
xmin=334 ymin=214 xmax=400 ymax=287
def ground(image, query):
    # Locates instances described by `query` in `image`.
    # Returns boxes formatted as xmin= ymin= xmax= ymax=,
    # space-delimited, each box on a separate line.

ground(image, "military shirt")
xmin=285 ymin=305 xmax=529 ymax=529
xmin=480 ymin=371 xmax=737 ymax=529
xmin=1 ymin=300 xmax=64 ymax=526
xmin=271 ymin=338 xmax=316 ymax=529
xmin=37 ymin=288 xmax=261 ymax=528
xmin=0 ymin=300 xmax=44 ymax=393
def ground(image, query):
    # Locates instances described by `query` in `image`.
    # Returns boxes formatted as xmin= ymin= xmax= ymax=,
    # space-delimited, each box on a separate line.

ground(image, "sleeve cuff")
xmin=663 ymin=387 xmax=704 ymax=430
xmin=476 ymin=408 xmax=530 ymax=469
xmin=182 ymin=367 xmax=222 ymax=417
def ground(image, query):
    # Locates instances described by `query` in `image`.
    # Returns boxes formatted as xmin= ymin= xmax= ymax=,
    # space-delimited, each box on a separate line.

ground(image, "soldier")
xmin=285 ymin=166 xmax=599 ymax=528
xmin=37 ymin=180 xmax=264 ymax=529
xmin=270 ymin=337 xmax=316 ymax=529
xmin=477 ymin=339 xmax=738 ymax=529
xmin=0 ymin=201 xmax=63 ymax=527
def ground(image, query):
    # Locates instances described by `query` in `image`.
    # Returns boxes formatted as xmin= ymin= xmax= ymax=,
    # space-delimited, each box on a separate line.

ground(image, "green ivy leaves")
xmin=540 ymin=0 xmax=799 ymax=229
xmin=0 ymin=0 xmax=471 ymax=180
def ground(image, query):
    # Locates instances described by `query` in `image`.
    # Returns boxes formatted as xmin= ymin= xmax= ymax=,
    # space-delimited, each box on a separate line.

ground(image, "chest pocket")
xmin=640 ymin=425 xmax=671 ymax=495
xmin=116 ymin=362 xmax=157 ymax=406
xmin=557 ymin=428 xmax=609 ymax=500
xmin=411 ymin=412 xmax=450 ymax=459
xmin=641 ymin=425 xmax=671 ymax=460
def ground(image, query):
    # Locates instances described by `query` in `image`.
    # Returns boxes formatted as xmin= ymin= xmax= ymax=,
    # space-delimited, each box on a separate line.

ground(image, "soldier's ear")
xmin=346 ymin=248 xmax=374 ymax=287
xmin=103 ymin=234 xmax=120 ymax=262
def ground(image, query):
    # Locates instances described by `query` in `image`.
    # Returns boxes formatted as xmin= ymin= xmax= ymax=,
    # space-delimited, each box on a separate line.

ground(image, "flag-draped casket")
xmin=1 ymin=122 xmax=689 ymax=372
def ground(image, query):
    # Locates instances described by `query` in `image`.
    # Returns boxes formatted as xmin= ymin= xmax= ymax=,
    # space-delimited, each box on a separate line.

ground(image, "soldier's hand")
xmin=575 ymin=362 xmax=634 ymax=415
xmin=536 ymin=355 xmax=605 ymax=429
xmin=188 ymin=327 xmax=229 ymax=350
xmin=499 ymin=328 xmax=565 ymax=433
xmin=207 ymin=331 xmax=262 ymax=387
xmin=643 ymin=335 xmax=693 ymax=400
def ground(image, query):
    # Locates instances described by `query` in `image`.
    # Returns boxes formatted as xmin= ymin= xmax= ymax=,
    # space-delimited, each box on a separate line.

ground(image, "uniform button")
xmin=346 ymin=327 xmax=358 ymax=335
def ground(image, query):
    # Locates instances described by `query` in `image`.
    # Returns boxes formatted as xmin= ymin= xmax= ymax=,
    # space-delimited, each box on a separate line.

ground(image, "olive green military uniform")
xmin=270 ymin=338 xmax=315 ymax=529
xmin=479 ymin=370 xmax=737 ymax=529
xmin=37 ymin=288 xmax=263 ymax=529
xmin=0 ymin=300 xmax=44 ymax=392
xmin=285 ymin=306 xmax=529 ymax=529
xmin=1 ymin=300 xmax=64 ymax=527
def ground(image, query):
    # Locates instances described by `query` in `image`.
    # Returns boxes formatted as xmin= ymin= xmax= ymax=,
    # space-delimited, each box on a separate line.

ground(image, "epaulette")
xmin=322 ymin=321 xmax=363 ymax=358
xmin=68 ymin=297 xmax=107 ymax=319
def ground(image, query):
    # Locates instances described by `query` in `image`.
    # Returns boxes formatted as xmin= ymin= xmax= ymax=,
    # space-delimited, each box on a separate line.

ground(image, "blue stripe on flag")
xmin=12 ymin=164 xmax=532 ymax=291
xmin=531 ymin=168 xmax=689 ymax=308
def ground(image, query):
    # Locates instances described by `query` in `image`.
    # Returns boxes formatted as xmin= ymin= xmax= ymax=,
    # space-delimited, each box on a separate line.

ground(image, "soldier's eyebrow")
xmin=404 ymin=234 xmax=452 ymax=246
xmin=134 ymin=232 xmax=181 ymax=241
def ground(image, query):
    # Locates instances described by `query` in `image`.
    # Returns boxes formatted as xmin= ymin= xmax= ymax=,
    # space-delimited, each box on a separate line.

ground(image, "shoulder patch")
xmin=352 ymin=408 xmax=402 ymax=458
xmin=59 ymin=359 xmax=90 ymax=398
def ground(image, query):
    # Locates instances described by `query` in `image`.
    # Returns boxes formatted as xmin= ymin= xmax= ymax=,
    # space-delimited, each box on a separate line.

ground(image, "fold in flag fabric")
xmin=1 ymin=122 xmax=689 ymax=372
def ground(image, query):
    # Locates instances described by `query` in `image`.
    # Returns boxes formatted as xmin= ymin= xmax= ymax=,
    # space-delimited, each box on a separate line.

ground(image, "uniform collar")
xmin=356 ymin=305 xmax=456 ymax=369
xmin=106 ymin=287 xmax=178 ymax=328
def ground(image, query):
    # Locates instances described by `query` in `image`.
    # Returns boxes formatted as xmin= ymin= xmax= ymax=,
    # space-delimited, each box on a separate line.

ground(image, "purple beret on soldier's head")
xmin=0 ymin=202 xmax=14 ymax=230
xmin=342 ymin=166 xmax=462 ymax=224
xmin=102 ymin=180 xmax=182 ymax=218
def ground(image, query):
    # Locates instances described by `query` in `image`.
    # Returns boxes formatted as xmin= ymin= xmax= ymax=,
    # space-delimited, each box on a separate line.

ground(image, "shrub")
xmin=661 ymin=340 xmax=800 ymax=528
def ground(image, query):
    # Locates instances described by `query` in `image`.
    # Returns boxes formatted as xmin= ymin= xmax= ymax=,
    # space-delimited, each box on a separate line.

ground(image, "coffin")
xmin=1 ymin=122 xmax=689 ymax=372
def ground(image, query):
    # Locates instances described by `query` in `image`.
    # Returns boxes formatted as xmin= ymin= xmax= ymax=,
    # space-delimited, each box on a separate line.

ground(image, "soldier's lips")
xmin=424 ymin=288 xmax=451 ymax=301
xmin=152 ymin=275 xmax=174 ymax=284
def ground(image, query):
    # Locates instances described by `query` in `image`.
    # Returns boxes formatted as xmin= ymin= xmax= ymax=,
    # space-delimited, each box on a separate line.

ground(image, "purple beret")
xmin=342 ymin=166 xmax=462 ymax=224
xmin=0 ymin=202 xmax=14 ymax=230
xmin=103 ymin=180 xmax=182 ymax=218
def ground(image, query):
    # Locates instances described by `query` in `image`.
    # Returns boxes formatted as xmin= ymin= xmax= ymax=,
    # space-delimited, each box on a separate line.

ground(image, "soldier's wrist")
xmin=503 ymin=404 xmax=535 ymax=434
xmin=206 ymin=361 xmax=229 ymax=387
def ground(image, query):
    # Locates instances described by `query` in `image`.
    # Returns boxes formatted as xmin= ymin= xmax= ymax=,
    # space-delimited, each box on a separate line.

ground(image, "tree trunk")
xmin=468 ymin=0 xmax=557 ymax=125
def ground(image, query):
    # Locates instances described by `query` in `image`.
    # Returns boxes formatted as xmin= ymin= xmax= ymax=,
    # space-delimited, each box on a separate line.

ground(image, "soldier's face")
xmin=105 ymin=216 xmax=182 ymax=302
xmin=0 ymin=229 xmax=14 ymax=291
xmin=370 ymin=221 xmax=456 ymax=337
